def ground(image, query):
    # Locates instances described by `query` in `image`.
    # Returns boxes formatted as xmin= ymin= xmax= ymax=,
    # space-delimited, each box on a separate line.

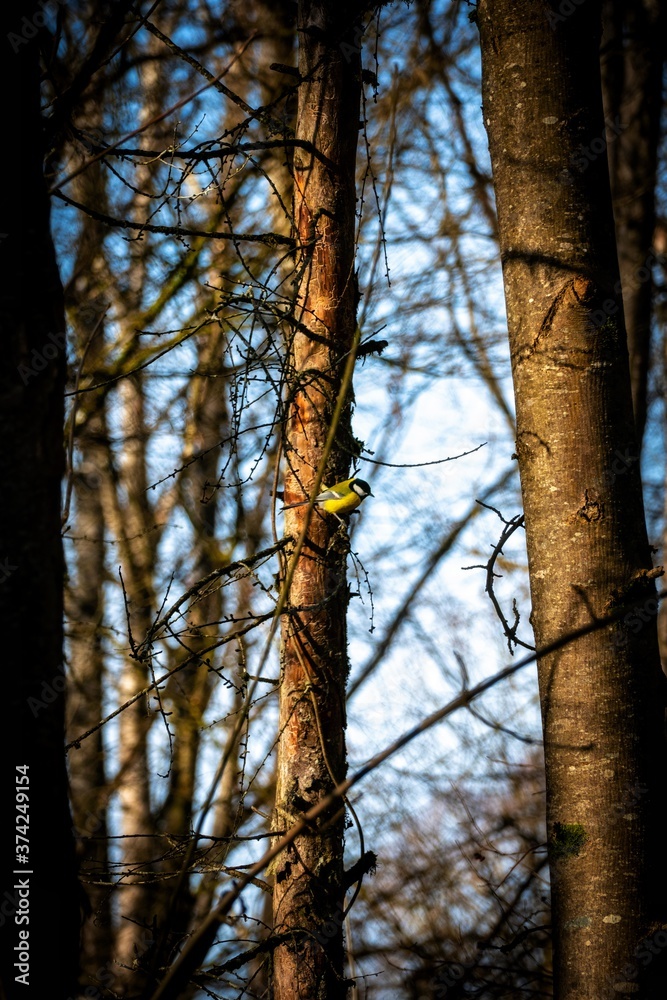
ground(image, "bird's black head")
xmin=351 ymin=479 xmax=373 ymax=499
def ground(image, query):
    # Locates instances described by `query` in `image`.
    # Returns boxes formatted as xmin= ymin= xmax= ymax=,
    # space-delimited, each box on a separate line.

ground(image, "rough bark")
xmin=272 ymin=3 xmax=364 ymax=997
xmin=600 ymin=0 xmax=666 ymax=446
xmin=477 ymin=2 xmax=667 ymax=998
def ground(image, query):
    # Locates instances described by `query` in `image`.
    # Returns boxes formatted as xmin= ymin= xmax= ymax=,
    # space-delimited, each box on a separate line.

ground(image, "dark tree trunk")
xmin=477 ymin=2 xmax=667 ymax=998
xmin=0 ymin=19 xmax=79 ymax=998
xmin=600 ymin=0 xmax=666 ymax=446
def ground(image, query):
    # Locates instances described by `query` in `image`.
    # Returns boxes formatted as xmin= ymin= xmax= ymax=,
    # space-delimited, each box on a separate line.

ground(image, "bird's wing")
xmin=282 ymin=484 xmax=345 ymax=509
xmin=282 ymin=485 xmax=338 ymax=509
xmin=313 ymin=487 xmax=343 ymax=502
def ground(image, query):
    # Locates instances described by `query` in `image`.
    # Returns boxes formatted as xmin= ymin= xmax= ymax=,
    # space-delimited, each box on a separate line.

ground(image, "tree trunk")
xmin=113 ymin=371 xmax=160 ymax=990
xmin=272 ymin=3 xmax=363 ymax=997
xmin=0 ymin=24 xmax=79 ymax=998
xmin=600 ymin=0 xmax=666 ymax=447
xmin=64 ymin=117 xmax=114 ymax=983
xmin=111 ymin=47 xmax=164 ymax=991
xmin=477 ymin=2 xmax=667 ymax=998
xmin=65 ymin=318 xmax=113 ymax=979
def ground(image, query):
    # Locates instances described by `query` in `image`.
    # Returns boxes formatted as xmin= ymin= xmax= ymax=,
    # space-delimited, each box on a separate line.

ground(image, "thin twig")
xmin=61 ymin=305 xmax=110 ymax=528
xmin=49 ymin=33 xmax=258 ymax=194
xmin=463 ymin=503 xmax=533 ymax=654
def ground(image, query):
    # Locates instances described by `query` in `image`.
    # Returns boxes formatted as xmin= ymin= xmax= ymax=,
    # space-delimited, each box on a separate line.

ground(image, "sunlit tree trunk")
xmin=112 ymin=49 xmax=163 ymax=991
xmin=272 ymin=2 xmax=364 ymax=997
xmin=477 ymin=2 xmax=667 ymax=998
xmin=65 ymin=144 xmax=113 ymax=979
xmin=112 ymin=370 xmax=159 ymax=990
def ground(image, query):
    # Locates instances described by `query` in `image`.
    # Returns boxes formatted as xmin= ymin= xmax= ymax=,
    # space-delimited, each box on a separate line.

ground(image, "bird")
xmin=282 ymin=477 xmax=373 ymax=521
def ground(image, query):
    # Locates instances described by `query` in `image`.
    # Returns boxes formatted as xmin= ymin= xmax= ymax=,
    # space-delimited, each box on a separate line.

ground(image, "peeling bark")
xmin=272 ymin=3 xmax=364 ymax=997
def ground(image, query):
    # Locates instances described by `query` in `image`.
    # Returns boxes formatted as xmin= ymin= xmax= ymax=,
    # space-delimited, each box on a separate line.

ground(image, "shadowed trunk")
xmin=600 ymin=0 xmax=666 ymax=447
xmin=477 ymin=1 xmax=667 ymax=997
xmin=0 ymin=22 xmax=79 ymax=997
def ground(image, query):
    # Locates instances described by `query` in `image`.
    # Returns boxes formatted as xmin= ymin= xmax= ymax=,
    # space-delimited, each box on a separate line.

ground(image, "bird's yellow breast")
xmin=319 ymin=492 xmax=362 ymax=515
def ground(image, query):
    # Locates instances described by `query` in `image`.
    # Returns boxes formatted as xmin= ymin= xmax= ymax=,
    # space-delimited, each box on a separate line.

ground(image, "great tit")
xmin=282 ymin=477 xmax=373 ymax=519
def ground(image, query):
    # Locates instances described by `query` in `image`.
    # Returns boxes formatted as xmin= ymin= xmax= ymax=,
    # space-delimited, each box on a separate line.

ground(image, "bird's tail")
xmin=281 ymin=499 xmax=309 ymax=511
